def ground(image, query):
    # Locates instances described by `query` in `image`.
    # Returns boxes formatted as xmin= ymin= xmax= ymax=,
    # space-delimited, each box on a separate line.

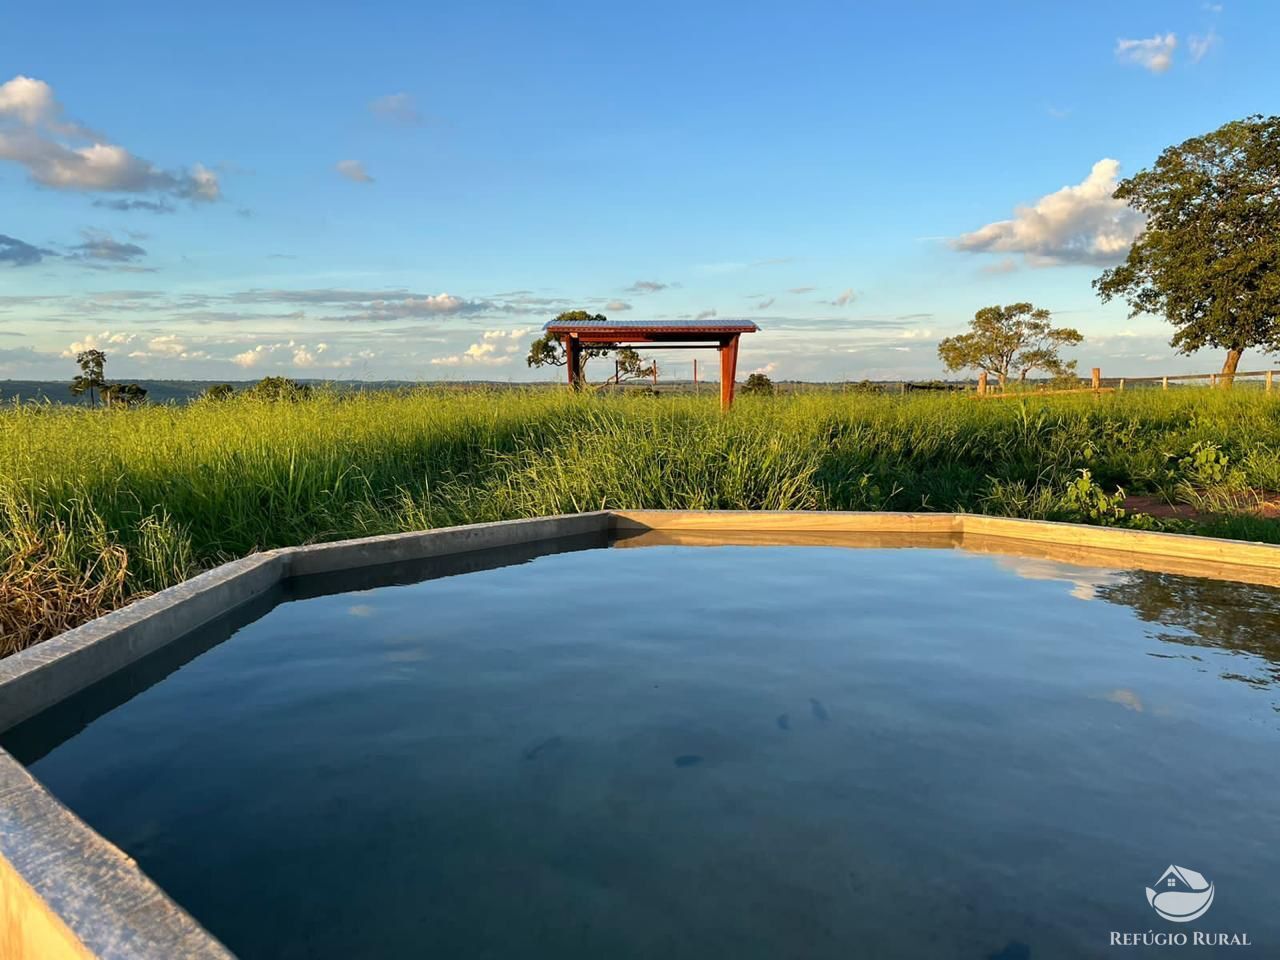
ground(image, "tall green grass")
xmin=4 ymin=387 xmax=1279 ymax=650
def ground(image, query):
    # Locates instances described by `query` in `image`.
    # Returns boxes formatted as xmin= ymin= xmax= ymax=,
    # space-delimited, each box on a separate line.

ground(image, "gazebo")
xmin=542 ymin=317 xmax=759 ymax=410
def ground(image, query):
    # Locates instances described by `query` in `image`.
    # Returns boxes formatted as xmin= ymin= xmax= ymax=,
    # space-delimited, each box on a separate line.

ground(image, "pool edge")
xmin=610 ymin=510 xmax=1280 ymax=574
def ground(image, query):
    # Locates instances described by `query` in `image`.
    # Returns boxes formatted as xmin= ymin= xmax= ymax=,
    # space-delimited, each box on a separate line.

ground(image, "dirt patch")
xmin=1124 ymin=492 xmax=1280 ymax=522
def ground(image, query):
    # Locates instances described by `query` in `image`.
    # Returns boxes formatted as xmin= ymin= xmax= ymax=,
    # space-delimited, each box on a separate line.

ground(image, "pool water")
xmin=7 ymin=541 xmax=1280 ymax=959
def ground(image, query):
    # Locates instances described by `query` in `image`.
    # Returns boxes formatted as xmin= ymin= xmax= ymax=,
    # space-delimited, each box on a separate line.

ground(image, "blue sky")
xmin=1 ymin=0 xmax=1275 ymax=382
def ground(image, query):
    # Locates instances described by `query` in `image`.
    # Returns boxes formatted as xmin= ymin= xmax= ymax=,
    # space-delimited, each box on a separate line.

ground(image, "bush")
xmin=741 ymin=372 xmax=775 ymax=396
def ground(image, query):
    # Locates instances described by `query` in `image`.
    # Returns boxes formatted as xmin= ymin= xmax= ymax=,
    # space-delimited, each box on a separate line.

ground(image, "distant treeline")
xmin=0 ymin=379 xmax=565 ymax=405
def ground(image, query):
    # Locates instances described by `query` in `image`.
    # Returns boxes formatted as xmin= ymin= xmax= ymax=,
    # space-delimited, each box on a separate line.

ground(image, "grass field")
xmin=4 ymin=387 xmax=1280 ymax=653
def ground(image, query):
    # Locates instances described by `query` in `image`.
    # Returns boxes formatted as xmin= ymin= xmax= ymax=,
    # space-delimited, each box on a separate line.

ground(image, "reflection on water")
xmin=990 ymin=554 xmax=1124 ymax=600
xmin=1097 ymin=569 xmax=1280 ymax=705
xmin=975 ymin=550 xmax=1280 ymax=707
xmin=5 ymin=542 xmax=1280 ymax=960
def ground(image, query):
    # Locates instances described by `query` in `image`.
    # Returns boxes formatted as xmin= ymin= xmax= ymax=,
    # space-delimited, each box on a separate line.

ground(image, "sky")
xmin=1 ymin=0 xmax=1276 ymax=384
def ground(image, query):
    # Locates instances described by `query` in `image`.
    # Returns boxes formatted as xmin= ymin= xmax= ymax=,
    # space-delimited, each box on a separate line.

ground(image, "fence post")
xmin=977 ymin=371 xmax=987 ymax=396
xmin=1267 ymin=370 xmax=1274 ymax=393
xmin=1118 ymin=378 xmax=1125 ymax=392
xmin=1210 ymin=373 xmax=1217 ymax=388
xmin=1091 ymin=367 xmax=1101 ymax=392
xmin=1162 ymin=375 xmax=1168 ymax=390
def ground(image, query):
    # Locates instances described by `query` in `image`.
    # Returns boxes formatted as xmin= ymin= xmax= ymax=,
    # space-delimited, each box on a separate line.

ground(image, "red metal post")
xmin=719 ymin=335 xmax=740 ymax=410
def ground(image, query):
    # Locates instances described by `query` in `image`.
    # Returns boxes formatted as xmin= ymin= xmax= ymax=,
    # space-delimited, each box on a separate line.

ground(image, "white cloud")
xmin=0 ymin=76 xmax=58 ymax=126
xmin=336 ymin=159 xmax=373 ymax=183
xmin=61 ymin=330 xmax=136 ymax=357
xmin=1188 ymin=29 xmax=1220 ymax=63
xmin=146 ymin=335 xmax=191 ymax=356
xmin=231 ymin=345 xmax=267 ymax=368
xmin=1115 ymin=34 xmax=1177 ymax=73
xmin=369 ymin=93 xmax=422 ymax=125
xmin=293 ymin=344 xmax=324 ymax=366
xmin=752 ymin=362 xmax=777 ymax=375
xmin=604 ymin=299 xmax=632 ymax=312
xmin=0 ymin=75 xmax=220 ymax=200
xmin=431 ymin=332 xmax=522 ymax=367
xmin=829 ymin=288 xmax=855 ymax=307
xmin=952 ymin=159 xmax=1144 ymax=267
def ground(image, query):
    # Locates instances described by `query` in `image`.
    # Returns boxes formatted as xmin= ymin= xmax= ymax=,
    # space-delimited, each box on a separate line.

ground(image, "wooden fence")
xmin=975 ymin=366 xmax=1278 ymax=398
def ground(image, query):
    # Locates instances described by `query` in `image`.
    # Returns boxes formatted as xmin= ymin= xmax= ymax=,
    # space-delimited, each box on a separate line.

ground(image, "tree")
xmin=937 ymin=303 xmax=1082 ymax=386
xmin=527 ymin=311 xmax=653 ymax=385
xmin=1094 ymin=115 xmax=1280 ymax=386
xmin=203 ymin=383 xmax=235 ymax=401
xmin=70 ymin=349 xmax=108 ymax=407
xmin=102 ymin=383 xmax=148 ymax=407
xmin=606 ymin=347 xmax=656 ymax=385
xmin=741 ymin=372 xmax=775 ymax=395
xmin=246 ymin=376 xmax=311 ymax=401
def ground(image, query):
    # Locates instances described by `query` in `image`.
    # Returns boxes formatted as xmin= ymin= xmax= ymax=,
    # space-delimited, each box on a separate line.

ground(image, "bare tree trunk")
xmin=997 ymin=371 xmax=1007 ymax=389
xmin=1220 ymin=348 xmax=1243 ymax=388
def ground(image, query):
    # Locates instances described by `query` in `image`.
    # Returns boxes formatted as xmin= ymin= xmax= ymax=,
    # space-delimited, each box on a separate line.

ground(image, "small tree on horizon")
xmin=246 ymin=376 xmax=312 ymax=401
xmin=937 ymin=303 xmax=1082 ymax=386
xmin=101 ymin=382 xmax=148 ymax=407
xmin=70 ymin=349 xmax=108 ymax=407
xmin=741 ymin=372 xmax=775 ymax=395
xmin=1094 ymin=115 xmax=1280 ymax=386
xmin=527 ymin=311 xmax=654 ymax=385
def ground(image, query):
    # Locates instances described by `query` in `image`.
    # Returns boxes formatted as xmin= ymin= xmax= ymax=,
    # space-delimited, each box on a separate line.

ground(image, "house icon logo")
xmin=1145 ymin=865 xmax=1215 ymax=923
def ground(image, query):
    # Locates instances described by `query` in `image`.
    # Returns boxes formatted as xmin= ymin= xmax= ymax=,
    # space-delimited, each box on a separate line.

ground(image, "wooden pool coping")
xmin=2 ymin=510 xmax=1278 ymax=959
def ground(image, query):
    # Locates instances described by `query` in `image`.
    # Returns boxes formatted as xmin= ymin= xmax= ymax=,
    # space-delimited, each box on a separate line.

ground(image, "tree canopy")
xmin=70 ymin=349 xmax=108 ymax=407
xmin=102 ymin=382 xmax=148 ymax=407
xmin=246 ymin=376 xmax=312 ymax=401
xmin=1094 ymin=115 xmax=1280 ymax=382
xmin=741 ymin=372 xmax=775 ymax=395
xmin=937 ymin=303 xmax=1082 ymax=385
xmin=527 ymin=310 xmax=655 ymax=384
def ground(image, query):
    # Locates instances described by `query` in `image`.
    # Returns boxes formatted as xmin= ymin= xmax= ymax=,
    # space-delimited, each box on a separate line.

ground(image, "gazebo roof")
xmin=543 ymin=318 xmax=759 ymax=335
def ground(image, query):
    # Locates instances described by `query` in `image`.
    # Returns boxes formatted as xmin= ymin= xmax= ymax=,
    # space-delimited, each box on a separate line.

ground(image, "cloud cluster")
xmin=952 ymin=159 xmax=1144 ymax=267
xmin=69 ymin=230 xmax=146 ymax=263
xmin=0 ymin=75 xmax=220 ymax=201
xmin=60 ymin=329 xmax=137 ymax=357
xmin=1115 ymin=34 xmax=1177 ymax=73
xmin=625 ymin=280 xmax=668 ymax=294
xmin=432 ymin=327 xmax=531 ymax=367
xmin=369 ymin=93 xmax=422 ymax=125
xmin=0 ymin=233 xmax=53 ymax=267
xmin=229 ymin=339 xmax=372 ymax=369
xmin=336 ymin=159 xmax=373 ymax=183
xmin=1188 ymin=29 xmax=1220 ymax=63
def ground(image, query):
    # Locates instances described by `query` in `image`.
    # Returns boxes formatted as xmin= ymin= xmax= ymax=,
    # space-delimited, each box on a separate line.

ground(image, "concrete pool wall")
xmin=2 ymin=510 xmax=1279 ymax=959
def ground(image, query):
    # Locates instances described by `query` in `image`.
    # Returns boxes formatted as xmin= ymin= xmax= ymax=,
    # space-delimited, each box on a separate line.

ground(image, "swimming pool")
xmin=5 ymin=531 xmax=1279 ymax=958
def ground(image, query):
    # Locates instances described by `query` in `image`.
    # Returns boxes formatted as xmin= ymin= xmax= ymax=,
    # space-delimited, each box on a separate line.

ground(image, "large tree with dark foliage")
xmin=1095 ymin=115 xmax=1280 ymax=385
